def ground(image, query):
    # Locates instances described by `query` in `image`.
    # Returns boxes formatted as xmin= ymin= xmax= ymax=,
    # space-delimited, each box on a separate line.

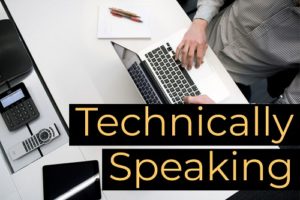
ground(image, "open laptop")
xmin=111 ymin=29 xmax=229 ymax=104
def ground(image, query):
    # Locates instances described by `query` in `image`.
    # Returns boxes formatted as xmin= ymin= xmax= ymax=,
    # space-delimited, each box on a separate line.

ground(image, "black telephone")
xmin=0 ymin=82 xmax=39 ymax=131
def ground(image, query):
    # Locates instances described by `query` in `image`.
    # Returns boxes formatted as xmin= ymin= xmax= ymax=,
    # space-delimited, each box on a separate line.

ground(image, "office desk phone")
xmin=0 ymin=82 xmax=39 ymax=131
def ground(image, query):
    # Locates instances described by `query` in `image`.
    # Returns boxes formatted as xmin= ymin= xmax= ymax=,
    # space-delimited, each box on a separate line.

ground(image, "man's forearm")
xmin=194 ymin=0 xmax=225 ymax=23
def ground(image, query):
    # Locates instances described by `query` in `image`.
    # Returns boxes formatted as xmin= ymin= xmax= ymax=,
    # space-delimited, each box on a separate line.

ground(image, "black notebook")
xmin=43 ymin=161 xmax=101 ymax=200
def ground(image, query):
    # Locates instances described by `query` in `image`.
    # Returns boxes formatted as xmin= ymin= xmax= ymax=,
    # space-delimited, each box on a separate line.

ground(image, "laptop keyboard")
xmin=128 ymin=62 xmax=162 ymax=104
xmin=145 ymin=43 xmax=201 ymax=104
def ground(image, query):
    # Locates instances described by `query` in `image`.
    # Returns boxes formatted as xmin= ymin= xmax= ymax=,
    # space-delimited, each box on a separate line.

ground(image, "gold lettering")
xmin=121 ymin=114 xmax=141 ymax=136
xmin=272 ymin=114 xmax=294 ymax=144
xmin=136 ymin=159 xmax=158 ymax=189
xmin=230 ymin=115 xmax=248 ymax=136
xmin=97 ymin=114 xmax=118 ymax=136
xmin=161 ymin=159 xmax=182 ymax=181
xmin=209 ymin=151 xmax=229 ymax=180
xmin=185 ymin=159 xmax=203 ymax=181
xmin=75 ymin=107 xmax=98 ymax=136
xmin=110 ymin=152 xmax=131 ymax=181
xmin=172 ymin=115 xmax=192 ymax=136
xmin=207 ymin=115 xmax=227 ymax=136
xmin=269 ymin=159 xmax=290 ymax=189
xmin=145 ymin=106 xmax=165 ymax=136
xmin=243 ymin=159 xmax=264 ymax=181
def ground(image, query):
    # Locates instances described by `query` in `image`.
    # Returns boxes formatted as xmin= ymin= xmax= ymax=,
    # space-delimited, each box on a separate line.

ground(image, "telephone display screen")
xmin=0 ymin=89 xmax=25 ymax=108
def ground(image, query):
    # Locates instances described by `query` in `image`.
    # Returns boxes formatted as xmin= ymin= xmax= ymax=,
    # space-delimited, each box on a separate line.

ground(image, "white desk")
xmin=1 ymin=0 xmax=247 ymax=199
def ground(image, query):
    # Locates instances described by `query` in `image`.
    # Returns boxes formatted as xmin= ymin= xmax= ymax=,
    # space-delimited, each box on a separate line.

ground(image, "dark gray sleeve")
xmin=275 ymin=70 xmax=300 ymax=104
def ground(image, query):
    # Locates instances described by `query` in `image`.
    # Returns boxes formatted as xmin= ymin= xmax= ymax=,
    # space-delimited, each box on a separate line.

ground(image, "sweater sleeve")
xmin=194 ymin=0 xmax=225 ymax=23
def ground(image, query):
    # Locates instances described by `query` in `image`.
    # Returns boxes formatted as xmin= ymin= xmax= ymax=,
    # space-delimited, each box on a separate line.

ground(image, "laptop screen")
xmin=111 ymin=42 xmax=142 ymax=70
xmin=111 ymin=42 xmax=163 ymax=104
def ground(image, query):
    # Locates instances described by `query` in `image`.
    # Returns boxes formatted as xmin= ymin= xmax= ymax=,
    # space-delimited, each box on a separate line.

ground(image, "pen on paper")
xmin=109 ymin=7 xmax=140 ymax=18
xmin=109 ymin=8 xmax=143 ymax=23
xmin=110 ymin=11 xmax=143 ymax=23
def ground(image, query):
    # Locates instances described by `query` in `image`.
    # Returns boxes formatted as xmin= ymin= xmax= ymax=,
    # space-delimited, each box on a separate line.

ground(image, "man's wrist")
xmin=192 ymin=19 xmax=208 ymax=30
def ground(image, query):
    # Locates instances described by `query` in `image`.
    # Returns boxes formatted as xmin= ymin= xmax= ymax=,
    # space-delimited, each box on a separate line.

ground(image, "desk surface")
xmin=1 ymin=0 xmax=246 ymax=199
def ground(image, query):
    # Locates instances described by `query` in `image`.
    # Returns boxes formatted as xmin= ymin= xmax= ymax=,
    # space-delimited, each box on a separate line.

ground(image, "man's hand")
xmin=176 ymin=19 xmax=208 ymax=70
xmin=183 ymin=95 xmax=215 ymax=104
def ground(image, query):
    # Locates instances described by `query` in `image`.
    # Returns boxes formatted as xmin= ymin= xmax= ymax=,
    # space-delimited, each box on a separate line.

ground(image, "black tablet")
xmin=43 ymin=160 xmax=101 ymax=200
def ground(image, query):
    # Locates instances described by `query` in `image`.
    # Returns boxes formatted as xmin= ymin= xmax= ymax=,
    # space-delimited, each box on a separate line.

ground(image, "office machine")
xmin=0 ymin=19 xmax=33 ymax=86
xmin=0 ymin=82 xmax=39 ymax=131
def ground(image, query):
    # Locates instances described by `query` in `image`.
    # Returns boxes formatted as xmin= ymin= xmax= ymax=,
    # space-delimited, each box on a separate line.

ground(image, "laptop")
xmin=111 ymin=29 xmax=229 ymax=104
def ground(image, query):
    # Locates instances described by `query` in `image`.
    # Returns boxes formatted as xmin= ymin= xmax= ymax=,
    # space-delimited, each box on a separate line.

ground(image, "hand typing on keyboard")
xmin=176 ymin=19 xmax=208 ymax=70
xmin=145 ymin=44 xmax=201 ymax=104
xmin=183 ymin=95 xmax=215 ymax=104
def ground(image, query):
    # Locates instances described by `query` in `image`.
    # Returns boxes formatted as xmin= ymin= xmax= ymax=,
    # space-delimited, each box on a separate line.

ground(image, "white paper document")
xmin=97 ymin=3 xmax=151 ymax=39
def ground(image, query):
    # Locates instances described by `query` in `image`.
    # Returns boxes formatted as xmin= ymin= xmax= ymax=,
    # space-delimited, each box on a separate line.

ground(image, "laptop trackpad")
xmin=188 ymin=62 xmax=229 ymax=103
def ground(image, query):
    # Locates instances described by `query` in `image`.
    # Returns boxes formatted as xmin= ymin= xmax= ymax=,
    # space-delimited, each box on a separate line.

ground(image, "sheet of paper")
xmin=97 ymin=3 xmax=151 ymax=39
